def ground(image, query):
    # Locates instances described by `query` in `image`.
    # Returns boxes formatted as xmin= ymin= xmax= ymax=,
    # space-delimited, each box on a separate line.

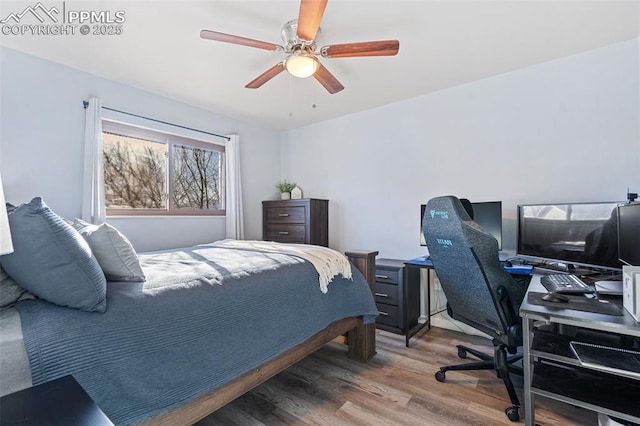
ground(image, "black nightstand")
xmin=374 ymin=258 xmax=424 ymax=346
xmin=0 ymin=375 xmax=113 ymax=425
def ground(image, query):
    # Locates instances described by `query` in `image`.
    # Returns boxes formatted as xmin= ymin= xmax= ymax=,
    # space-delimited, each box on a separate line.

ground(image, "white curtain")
xmin=0 ymin=172 xmax=13 ymax=254
xmin=225 ymin=134 xmax=244 ymax=240
xmin=81 ymin=97 xmax=106 ymax=224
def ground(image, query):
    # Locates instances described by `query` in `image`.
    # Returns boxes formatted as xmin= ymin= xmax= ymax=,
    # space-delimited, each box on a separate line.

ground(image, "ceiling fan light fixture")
xmin=201 ymin=0 xmax=399 ymax=93
xmin=285 ymin=50 xmax=319 ymax=78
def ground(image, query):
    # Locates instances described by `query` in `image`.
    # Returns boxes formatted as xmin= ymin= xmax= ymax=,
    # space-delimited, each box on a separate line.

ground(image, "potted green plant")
xmin=276 ymin=180 xmax=296 ymax=200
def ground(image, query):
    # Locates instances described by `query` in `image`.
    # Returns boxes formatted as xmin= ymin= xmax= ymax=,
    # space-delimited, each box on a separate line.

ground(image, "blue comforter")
xmin=16 ymin=244 xmax=378 ymax=424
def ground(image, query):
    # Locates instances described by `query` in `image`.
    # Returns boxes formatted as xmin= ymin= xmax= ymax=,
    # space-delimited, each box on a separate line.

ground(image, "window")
xmin=102 ymin=121 xmax=225 ymax=216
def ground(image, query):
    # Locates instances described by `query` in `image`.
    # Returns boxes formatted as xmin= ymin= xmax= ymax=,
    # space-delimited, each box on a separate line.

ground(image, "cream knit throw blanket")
xmin=211 ymin=239 xmax=353 ymax=293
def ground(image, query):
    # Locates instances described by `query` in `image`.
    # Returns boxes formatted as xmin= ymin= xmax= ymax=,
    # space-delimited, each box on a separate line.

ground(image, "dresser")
xmin=374 ymin=258 xmax=421 ymax=341
xmin=262 ymin=198 xmax=329 ymax=246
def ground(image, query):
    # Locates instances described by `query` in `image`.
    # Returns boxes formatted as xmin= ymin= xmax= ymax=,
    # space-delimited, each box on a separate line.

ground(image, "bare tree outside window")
xmin=102 ymin=121 xmax=225 ymax=216
xmin=103 ymin=133 xmax=166 ymax=209
xmin=173 ymin=144 xmax=222 ymax=210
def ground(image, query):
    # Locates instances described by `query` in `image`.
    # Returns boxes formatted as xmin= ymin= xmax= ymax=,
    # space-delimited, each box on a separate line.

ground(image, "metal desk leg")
xmin=426 ymin=268 xmax=431 ymax=330
xmin=523 ymin=315 xmax=535 ymax=425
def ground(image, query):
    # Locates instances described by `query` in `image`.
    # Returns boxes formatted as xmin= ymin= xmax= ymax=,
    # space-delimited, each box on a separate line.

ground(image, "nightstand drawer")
xmin=265 ymin=224 xmax=306 ymax=243
xmin=375 ymin=282 xmax=399 ymax=305
xmin=375 ymin=303 xmax=400 ymax=327
xmin=375 ymin=269 xmax=399 ymax=284
xmin=265 ymin=206 xmax=306 ymax=223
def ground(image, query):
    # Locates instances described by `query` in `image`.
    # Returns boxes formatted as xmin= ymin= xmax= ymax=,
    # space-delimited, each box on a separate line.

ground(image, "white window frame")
xmin=102 ymin=119 xmax=225 ymax=216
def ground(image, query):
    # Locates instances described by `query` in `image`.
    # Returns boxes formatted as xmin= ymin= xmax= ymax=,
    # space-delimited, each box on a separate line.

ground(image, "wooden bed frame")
xmin=137 ymin=250 xmax=378 ymax=426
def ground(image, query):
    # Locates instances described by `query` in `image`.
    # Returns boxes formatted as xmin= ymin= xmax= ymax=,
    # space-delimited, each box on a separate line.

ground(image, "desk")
xmin=520 ymin=270 xmax=640 ymax=425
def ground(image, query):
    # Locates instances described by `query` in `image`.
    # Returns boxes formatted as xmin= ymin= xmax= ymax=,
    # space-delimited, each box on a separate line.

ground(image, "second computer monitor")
xmin=618 ymin=202 xmax=640 ymax=266
xmin=471 ymin=201 xmax=503 ymax=250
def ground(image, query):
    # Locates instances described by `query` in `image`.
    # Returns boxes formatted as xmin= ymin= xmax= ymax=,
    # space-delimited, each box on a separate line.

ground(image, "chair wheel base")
xmin=505 ymin=406 xmax=519 ymax=421
xmin=435 ymin=370 xmax=446 ymax=382
xmin=457 ymin=348 xmax=467 ymax=359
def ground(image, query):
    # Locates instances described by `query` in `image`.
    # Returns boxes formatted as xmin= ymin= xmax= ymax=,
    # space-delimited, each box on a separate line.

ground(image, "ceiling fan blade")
xmin=313 ymin=64 xmax=344 ymax=94
xmin=296 ymin=0 xmax=328 ymax=41
xmin=321 ymin=40 xmax=400 ymax=58
xmin=245 ymin=63 xmax=286 ymax=89
xmin=200 ymin=29 xmax=283 ymax=51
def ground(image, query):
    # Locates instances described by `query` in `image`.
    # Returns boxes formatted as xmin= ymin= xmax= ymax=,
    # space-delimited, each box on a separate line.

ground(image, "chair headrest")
xmin=426 ymin=196 xmax=472 ymax=223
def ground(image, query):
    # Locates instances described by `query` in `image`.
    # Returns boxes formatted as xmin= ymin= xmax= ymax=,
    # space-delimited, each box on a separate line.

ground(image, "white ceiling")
xmin=1 ymin=0 xmax=639 ymax=130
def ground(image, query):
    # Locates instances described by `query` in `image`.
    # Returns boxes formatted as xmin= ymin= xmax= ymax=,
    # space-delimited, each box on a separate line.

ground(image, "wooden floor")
xmin=197 ymin=327 xmax=597 ymax=425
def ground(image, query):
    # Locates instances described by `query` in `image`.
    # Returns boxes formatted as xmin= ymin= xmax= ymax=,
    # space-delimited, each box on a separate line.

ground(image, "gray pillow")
xmin=72 ymin=219 xmax=145 ymax=282
xmin=0 ymin=265 xmax=35 ymax=309
xmin=0 ymin=197 xmax=107 ymax=312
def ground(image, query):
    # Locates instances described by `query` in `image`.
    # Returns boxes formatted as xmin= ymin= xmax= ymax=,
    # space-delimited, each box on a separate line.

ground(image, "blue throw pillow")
xmin=72 ymin=219 xmax=146 ymax=282
xmin=0 ymin=264 xmax=35 ymax=309
xmin=1 ymin=197 xmax=107 ymax=312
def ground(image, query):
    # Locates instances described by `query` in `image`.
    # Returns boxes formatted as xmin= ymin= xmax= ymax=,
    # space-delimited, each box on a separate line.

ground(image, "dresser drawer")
xmin=263 ymin=199 xmax=328 ymax=247
xmin=375 ymin=282 xmax=399 ymax=305
xmin=265 ymin=206 xmax=306 ymax=223
xmin=375 ymin=303 xmax=400 ymax=327
xmin=375 ymin=269 xmax=399 ymax=284
xmin=265 ymin=224 xmax=306 ymax=243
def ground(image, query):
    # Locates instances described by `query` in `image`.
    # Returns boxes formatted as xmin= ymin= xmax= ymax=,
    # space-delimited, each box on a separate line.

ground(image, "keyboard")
xmin=540 ymin=274 xmax=593 ymax=294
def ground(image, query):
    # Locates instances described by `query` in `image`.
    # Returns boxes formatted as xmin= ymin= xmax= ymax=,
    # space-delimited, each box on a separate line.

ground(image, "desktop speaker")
xmin=622 ymin=265 xmax=640 ymax=321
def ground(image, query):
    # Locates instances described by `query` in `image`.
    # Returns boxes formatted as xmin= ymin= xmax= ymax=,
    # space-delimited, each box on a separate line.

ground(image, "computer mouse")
xmin=542 ymin=292 xmax=570 ymax=303
xmin=504 ymin=260 xmax=513 ymax=267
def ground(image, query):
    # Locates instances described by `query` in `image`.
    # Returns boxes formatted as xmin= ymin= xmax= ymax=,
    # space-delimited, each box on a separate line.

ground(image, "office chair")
xmin=422 ymin=196 xmax=526 ymax=422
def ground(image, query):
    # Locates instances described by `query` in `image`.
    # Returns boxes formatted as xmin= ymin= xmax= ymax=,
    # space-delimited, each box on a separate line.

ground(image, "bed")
xmin=0 ymin=200 xmax=378 ymax=425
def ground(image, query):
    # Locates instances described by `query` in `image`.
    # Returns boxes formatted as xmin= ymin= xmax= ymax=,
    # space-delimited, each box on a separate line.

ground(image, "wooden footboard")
xmin=136 ymin=250 xmax=378 ymax=426
xmin=138 ymin=316 xmax=363 ymax=425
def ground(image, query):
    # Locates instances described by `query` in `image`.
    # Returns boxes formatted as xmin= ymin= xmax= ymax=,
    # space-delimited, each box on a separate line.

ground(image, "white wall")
xmin=0 ymin=47 xmax=282 ymax=252
xmin=282 ymin=38 xmax=640 ymax=259
xmin=2 ymin=38 xmax=639 ymax=255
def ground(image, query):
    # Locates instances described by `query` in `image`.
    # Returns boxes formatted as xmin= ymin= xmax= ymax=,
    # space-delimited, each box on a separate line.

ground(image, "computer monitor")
xmin=421 ymin=200 xmax=502 ymax=250
xmin=618 ymin=202 xmax=640 ymax=266
xmin=472 ymin=202 xmax=503 ymax=250
xmin=517 ymin=201 xmax=622 ymax=271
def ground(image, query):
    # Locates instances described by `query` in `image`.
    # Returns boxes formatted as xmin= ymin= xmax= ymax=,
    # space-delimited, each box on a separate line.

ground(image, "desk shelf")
xmin=531 ymin=361 xmax=640 ymax=423
xmin=531 ymin=329 xmax=640 ymax=381
xmin=526 ymin=325 xmax=640 ymax=424
xmin=521 ymin=270 xmax=640 ymax=425
xmin=530 ymin=330 xmax=580 ymax=366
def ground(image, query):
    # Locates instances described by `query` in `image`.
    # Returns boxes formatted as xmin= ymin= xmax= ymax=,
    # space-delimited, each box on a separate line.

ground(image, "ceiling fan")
xmin=200 ymin=0 xmax=399 ymax=94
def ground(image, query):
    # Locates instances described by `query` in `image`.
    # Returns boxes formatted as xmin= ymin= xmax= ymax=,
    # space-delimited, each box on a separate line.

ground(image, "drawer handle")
xmin=375 ymin=292 xmax=389 ymax=298
xmin=278 ymin=213 xmax=290 ymax=217
xmin=377 ymin=311 xmax=389 ymax=316
xmin=278 ymin=231 xmax=290 ymax=235
xmin=376 ymin=274 xmax=390 ymax=279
